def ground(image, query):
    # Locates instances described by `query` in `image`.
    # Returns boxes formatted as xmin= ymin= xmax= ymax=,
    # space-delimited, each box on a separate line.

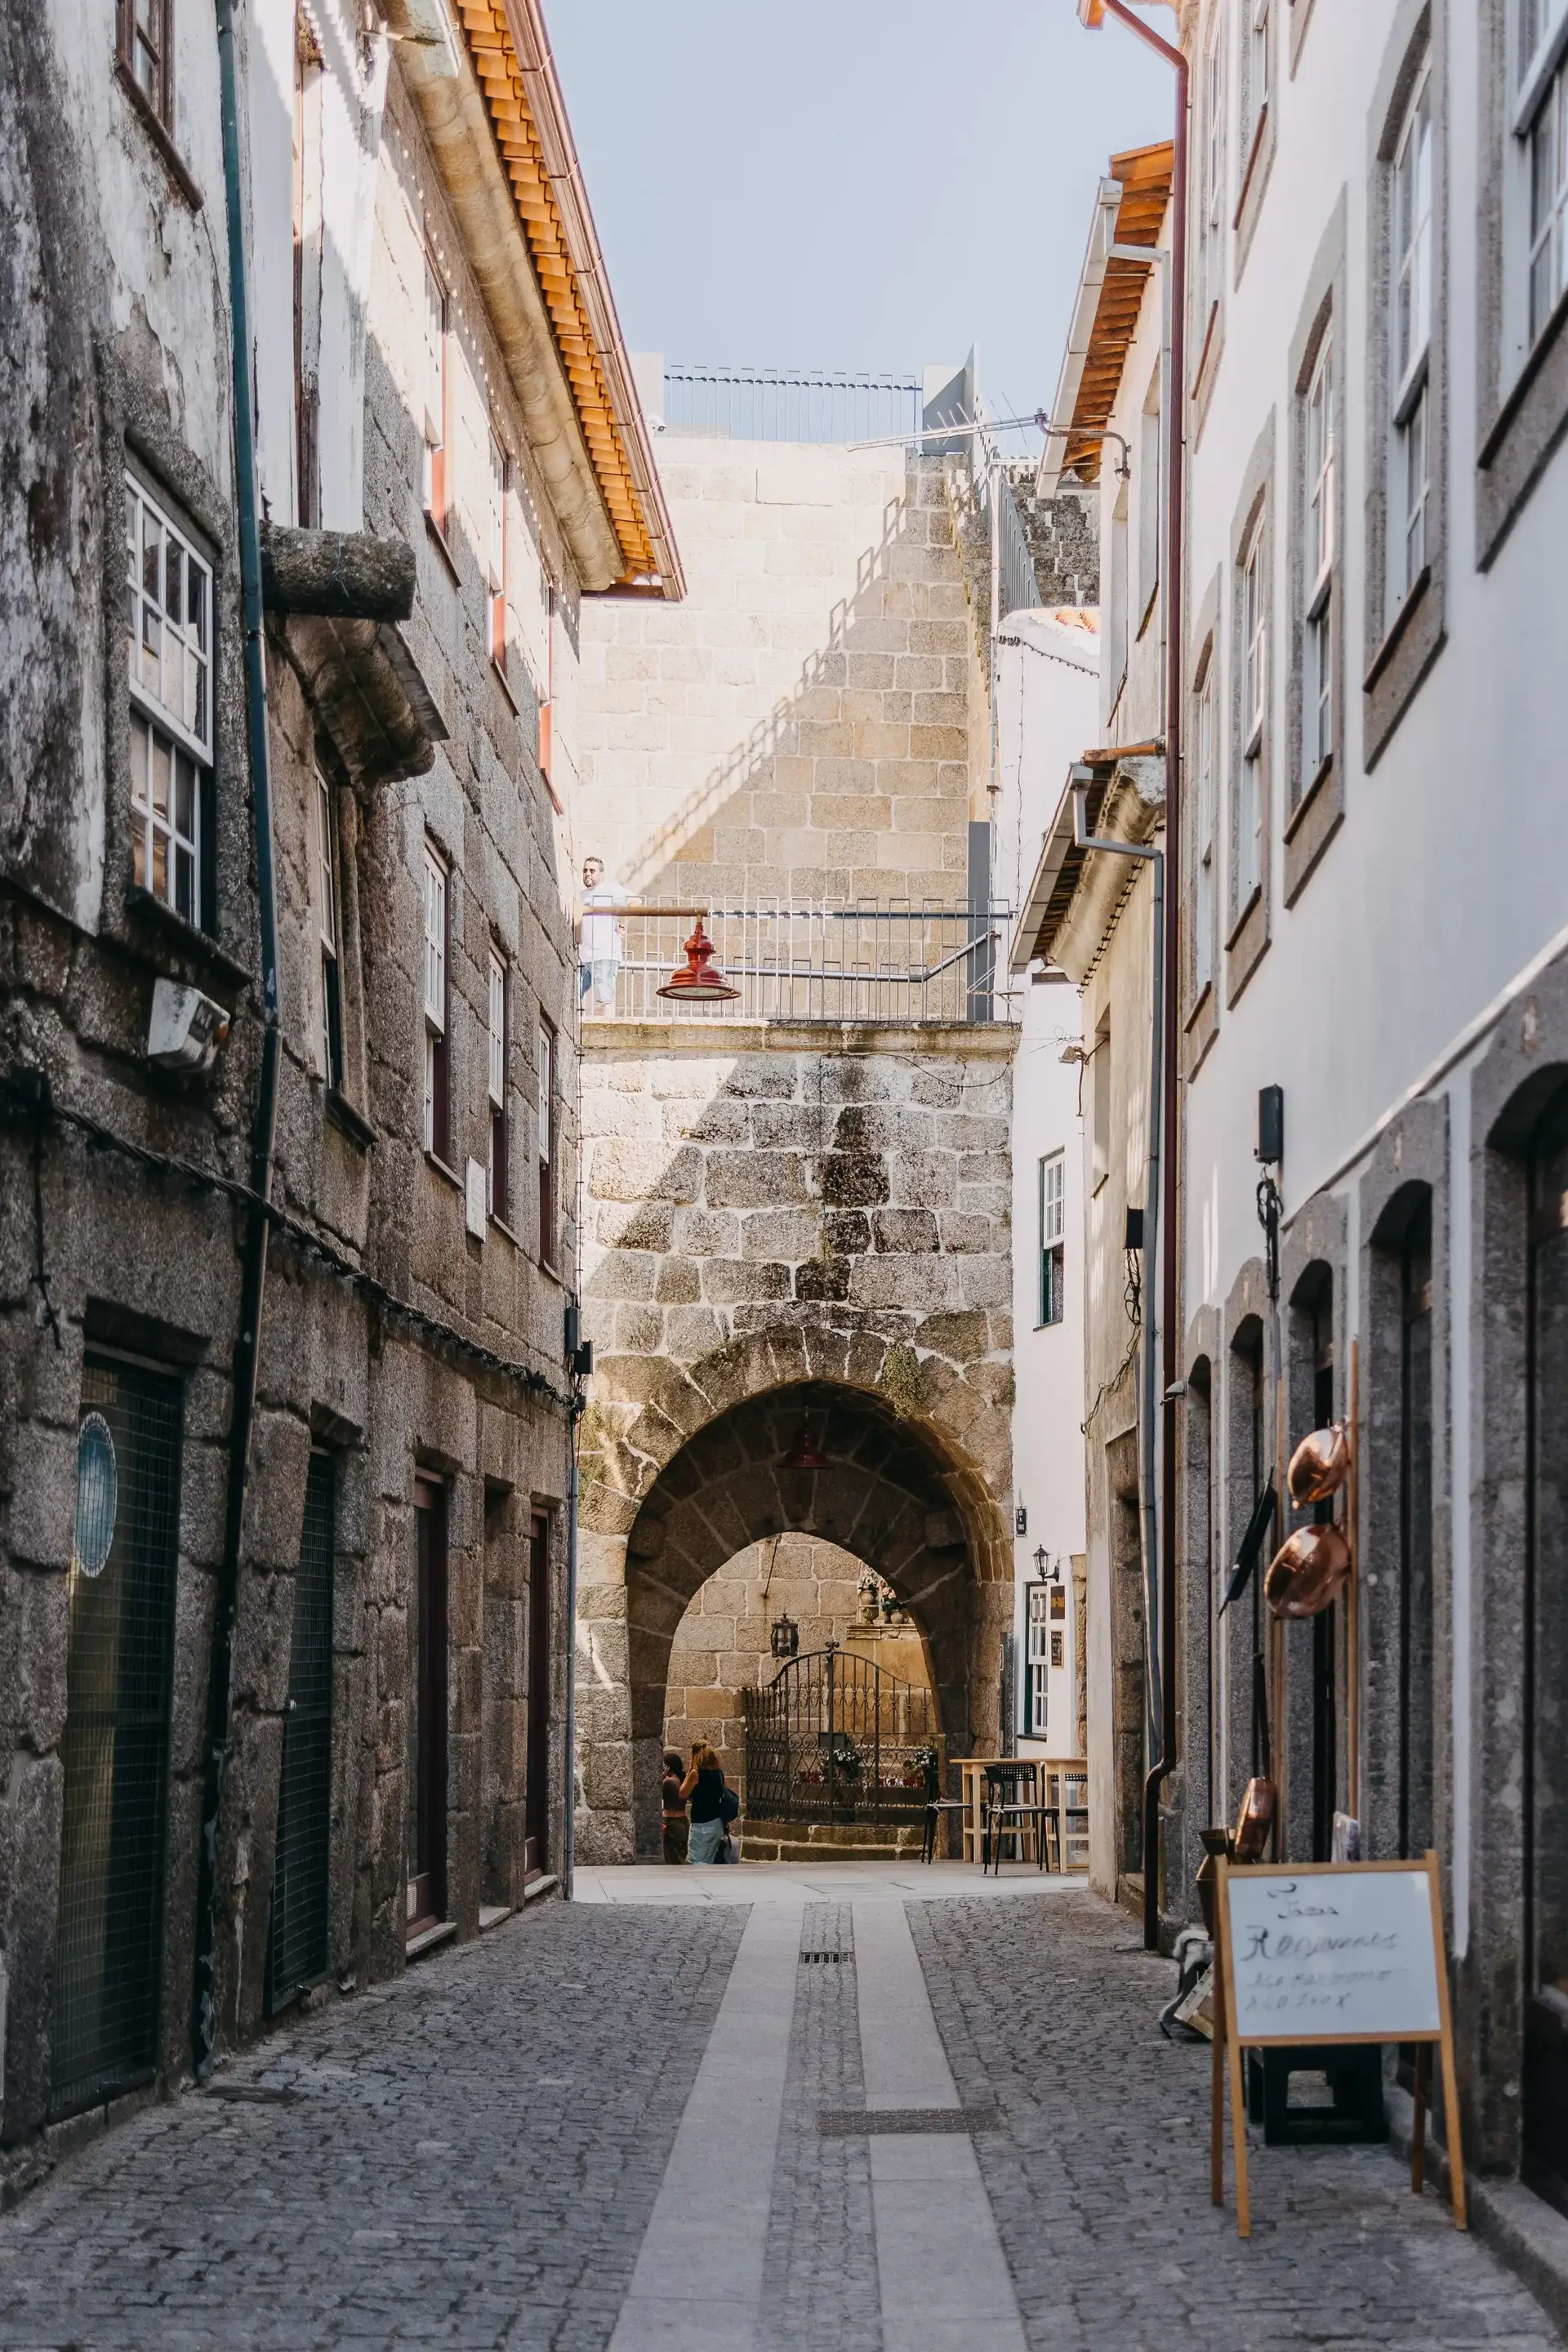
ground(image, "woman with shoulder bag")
xmin=681 ymin=1742 xmax=728 ymax=1864
xmin=717 ymin=1780 xmax=741 ymax=1863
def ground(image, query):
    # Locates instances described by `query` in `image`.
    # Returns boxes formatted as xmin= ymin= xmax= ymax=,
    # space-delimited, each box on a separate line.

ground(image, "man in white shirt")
xmin=578 ymin=856 xmax=628 ymax=1013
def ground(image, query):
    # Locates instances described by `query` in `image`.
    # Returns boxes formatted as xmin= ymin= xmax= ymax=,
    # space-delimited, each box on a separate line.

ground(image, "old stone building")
xmin=0 ymin=0 xmax=674 ymax=2180
xmin=564 ymin=395 xmax=1090 ymax=1860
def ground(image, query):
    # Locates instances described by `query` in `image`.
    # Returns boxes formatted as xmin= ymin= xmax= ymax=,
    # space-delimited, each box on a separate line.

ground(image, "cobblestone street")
xmin=0 ymin=1874 xmax=1557 ymax=2351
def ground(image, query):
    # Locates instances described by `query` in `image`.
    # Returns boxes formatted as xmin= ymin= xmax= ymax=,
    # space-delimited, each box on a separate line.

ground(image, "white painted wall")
xmin=994 ymin=611 xmax=1098 ymax=1757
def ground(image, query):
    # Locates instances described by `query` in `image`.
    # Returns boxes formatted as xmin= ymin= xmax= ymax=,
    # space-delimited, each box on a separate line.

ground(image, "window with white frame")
xmin=1244 ymin=0 xmax=1271 ymax=154
xmin=537 ymin=1018 xmax=556 ymax=1265
xmin=1040 ymin=1152 xmax=1065 ymax=1328
xmin=1195 ymin=653 xmax=1216 ymax=996
xmin=1303 ymin=332 xmax=1335 ymax=786
xmin=1025 ymin=1584 xmax=1050 ymax=1740
xmin=422 ymin=841 xmax=450 ymax=1160
xmin=126 ymin=470 xmax=212 ymax=929
xmin=487 ymin=425 xmax=508 ymax=671
xmin=1391 ymin=63 xmax=1433 ymax=602
xmin=1198 ymin=17 xmax=1225 ymax=345
xmin=1527 ymin=32 xmax=1568 ymax=342
xmin=313 ymin=772 xmax=343 ymax=1089
xmin=488 ymin=949 xmax=509 ymax=1221
xmin=422 ymin=251 xmax=448 ymax=529
xmin=1239 ymin=517 xmax=1266 ymax=902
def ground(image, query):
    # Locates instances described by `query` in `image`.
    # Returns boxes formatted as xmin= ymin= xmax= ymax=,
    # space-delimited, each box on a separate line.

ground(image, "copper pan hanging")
xmin=1263 ymin=1522 xmax=1352 ymax=1619
xmin=1287 ymin=1422 xmax=1349 ymax=1507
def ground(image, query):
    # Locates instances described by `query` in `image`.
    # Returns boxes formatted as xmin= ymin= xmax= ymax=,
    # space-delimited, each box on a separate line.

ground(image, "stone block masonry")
xmin=573 ymin=1018 xmax=1018 ymax=1864
xmin=576 ymin=448 xmax=987 ymax=907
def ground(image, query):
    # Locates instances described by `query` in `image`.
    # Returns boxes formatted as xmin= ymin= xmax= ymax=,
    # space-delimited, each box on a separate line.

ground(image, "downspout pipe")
xmin=1071 ymin=782 xmax=1165 ymax=1840
xmin=194 ymin=0 xmax=283 ymax=2074
xmin=1079 ymin=0 xmax=1188 ymax=1953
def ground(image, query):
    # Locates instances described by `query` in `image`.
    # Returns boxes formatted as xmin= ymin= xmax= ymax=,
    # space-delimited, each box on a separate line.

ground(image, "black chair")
xmin=921 ymin=1759 xmax=968 ymax=1863
xmin=982 ymin=1762 xmax=1053 ymax=1875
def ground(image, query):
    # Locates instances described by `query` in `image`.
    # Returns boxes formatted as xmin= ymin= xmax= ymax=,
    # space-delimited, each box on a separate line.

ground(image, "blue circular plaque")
xmin=74 ymin=1413 xmax=118 ymax=1579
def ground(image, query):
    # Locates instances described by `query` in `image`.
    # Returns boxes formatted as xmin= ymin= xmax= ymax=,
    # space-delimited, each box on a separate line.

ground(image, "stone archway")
xmin=574 ymin=1341 xmax=1013 ymax=1861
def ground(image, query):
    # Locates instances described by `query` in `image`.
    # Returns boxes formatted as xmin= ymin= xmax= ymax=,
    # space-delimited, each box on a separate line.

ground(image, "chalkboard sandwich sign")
xmin=1209 ymin=1853 xmax=1464 ymax=2238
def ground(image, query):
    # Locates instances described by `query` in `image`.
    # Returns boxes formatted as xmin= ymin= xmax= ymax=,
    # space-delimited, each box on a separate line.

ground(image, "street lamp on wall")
xmin=769 ymin=1614 xmax=799 ymax=1659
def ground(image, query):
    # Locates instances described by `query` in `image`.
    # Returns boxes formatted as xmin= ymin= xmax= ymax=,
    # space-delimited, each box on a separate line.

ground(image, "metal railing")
xmin=580 ymin=899 xmax=1016 ymax=1027
xmin=662 ymin=365 xmax=924 ymax=445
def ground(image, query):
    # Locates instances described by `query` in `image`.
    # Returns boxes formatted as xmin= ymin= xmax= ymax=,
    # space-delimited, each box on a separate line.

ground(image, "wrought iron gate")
xmin=270 ymin=1449 xmax=336 ymax=2009
xmin=742 ymin=1643 xmax=940 ymax=1825
xmin=51 ymin=1358 xmax=183 ymax=2119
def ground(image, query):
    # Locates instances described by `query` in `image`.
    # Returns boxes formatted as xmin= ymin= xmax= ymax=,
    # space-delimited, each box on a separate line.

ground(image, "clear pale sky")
xmin=548 ymin=0 xmax=1174 ymax=433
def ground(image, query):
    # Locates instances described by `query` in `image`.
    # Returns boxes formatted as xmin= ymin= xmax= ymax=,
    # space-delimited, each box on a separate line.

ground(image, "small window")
xmin=537 ymin=1018 xmax=556 ymax=1266
xmin=423 ymin=842 xmax=450 ymax=1162
xmin=1391 ymin=65 xmax=1433 ymax=604
xmin=293 ymin=16 xmax=324 ymax=531
xmin=1239 ymin=517 xmax=1266 ymax=901
xmin=487 ymin=426 xmax=508 ymax=672
xmin=1039 ymin=1152 xmax=1066 ymax=1327
xmin=1303 ymin=332 xmax=1335 ymax=784
xmin=1025 ymin=1584 xmax=1050 ymax=1740
xmin=118 ymin=0 xmax=173 ymax=131
xmin=314 ymin=772 xmax=343 ymax=1089
xmin=1091 ymin=1017 xmax=1112 ymax=1191
xmin=1194 ymin=653 xmax=1217 ymax=996
xmin=488 ymin=950 xmax=509 ymax=1223
xmin=422 ymin=252 xmax=449 ymax=530
xmin=1528 ymin=56 xmax=1568 ymax=343
xmin=1245 ymin=0 xmax=1271 ymax=151
xmin=1199 ymin=19 xmax=1225 ymax=333
xmin=126 ymin=471 xmax=212 ymax=929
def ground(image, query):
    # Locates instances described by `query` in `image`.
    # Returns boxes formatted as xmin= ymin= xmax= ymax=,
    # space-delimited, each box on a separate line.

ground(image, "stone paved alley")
xmin=0 ymin=1874 xmax=1556 ymax=2352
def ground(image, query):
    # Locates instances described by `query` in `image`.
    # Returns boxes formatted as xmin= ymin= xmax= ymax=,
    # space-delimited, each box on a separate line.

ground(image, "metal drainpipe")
xmin=1090 ymin=0 xmax=1190 ymax=1956
xmin=1071 ymin=782 xmax=1165 ymax=1866
xmin=563 ymin=1383 xmax=581 ymax=1899
xmin=193 ymin=0 xmax=283 ymax=2075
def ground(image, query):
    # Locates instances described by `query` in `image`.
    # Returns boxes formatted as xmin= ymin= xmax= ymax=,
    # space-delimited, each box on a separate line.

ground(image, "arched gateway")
xmin=577 ymin=1359 xmax=1011 ymax=1860
xmin=572 ymin=1026 xmax=1017 ymax=1864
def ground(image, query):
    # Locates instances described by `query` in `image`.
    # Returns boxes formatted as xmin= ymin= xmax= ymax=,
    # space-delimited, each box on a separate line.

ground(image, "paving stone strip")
xmin=907 ymin=1891 xmax=1561 ymax=2352
xmin=759 ymin=1902 xmax=880 ymax=2352
xmin=0 ymin=1903 xmax=742 ymax=2352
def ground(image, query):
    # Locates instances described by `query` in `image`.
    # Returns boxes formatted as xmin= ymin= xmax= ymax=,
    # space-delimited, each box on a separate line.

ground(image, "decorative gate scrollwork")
xmin=742 ymin=1641 xmax=942 ymax=1824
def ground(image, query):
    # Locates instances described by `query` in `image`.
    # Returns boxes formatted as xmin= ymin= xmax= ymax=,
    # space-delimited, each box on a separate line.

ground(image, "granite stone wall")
xmin=572 ymin=1019 xmax=1016 ymax=1862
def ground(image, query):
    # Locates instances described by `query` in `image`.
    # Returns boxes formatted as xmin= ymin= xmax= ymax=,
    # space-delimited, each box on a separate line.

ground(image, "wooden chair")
xmin=982 ymin=1762 xmax=1054 ymax=1874
xmin=921 ymin=1759 xmax=968 ymax=1863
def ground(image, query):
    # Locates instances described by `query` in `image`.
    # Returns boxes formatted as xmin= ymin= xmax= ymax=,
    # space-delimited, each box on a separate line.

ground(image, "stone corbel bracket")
xmin=262 ymin=525 xmax=448 ymax=788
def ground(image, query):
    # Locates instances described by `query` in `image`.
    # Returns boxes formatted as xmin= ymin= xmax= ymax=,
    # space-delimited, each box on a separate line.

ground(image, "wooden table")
xmin=950 ymin=1757 xmax=1088 ymax=1868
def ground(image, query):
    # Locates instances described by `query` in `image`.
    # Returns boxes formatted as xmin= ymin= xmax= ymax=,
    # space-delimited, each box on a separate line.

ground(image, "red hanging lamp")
xmin=657 ymin=917 xmax=738 ymax=1003
xmin=780 ymin=1420 xmax=829 ymax=1471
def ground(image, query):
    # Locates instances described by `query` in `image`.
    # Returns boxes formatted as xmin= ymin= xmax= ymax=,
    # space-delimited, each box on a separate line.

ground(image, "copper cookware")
xmin=1263 ymin=1522 xmax=1352 ymax=1619
xmin=1288 ymin=1422 xmax=1349 ymax=1506
xmin=1233 ymin=1775 xmax=1276 ymax=1864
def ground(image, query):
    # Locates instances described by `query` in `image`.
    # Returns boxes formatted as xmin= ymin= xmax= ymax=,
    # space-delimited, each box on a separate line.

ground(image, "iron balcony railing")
xmin=580 ymin=898 xmax=1017 ymax=1027
xmin=662 ymin=365 xmax=924 ymax=446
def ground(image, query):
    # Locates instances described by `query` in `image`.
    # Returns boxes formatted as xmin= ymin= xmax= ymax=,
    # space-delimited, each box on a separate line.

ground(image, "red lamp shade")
xmin=657 ymin=919 xmax=738 ymax=1003
xmin=781 ymin=1421 xmax=829 ymax=1471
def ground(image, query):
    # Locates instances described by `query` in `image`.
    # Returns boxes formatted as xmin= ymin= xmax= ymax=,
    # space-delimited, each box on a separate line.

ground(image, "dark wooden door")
xmin=270 ymin=1449 xmax=335 ymax=2008
xmin=524 ymin=1514 xmax=550 ymax=1878
xmin=408 ymin=1477 xmax=448 ymax=1937
xmin=1525 ymin=1087 xmax=1568 ymax=2207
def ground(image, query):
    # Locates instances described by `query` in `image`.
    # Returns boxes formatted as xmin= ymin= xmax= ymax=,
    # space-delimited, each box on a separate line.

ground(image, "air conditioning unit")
xmin=147 ymin=980 xmax=229 ymax=1075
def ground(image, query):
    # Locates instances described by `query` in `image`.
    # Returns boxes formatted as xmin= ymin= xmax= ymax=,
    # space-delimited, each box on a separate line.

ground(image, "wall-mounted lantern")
xmin=770 ymin=1613 xmax=800 ymax=1659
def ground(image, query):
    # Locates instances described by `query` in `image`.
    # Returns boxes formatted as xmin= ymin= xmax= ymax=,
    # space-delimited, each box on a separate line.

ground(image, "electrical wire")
xmin=0 ymin=1069 xmax=575 ymax=1414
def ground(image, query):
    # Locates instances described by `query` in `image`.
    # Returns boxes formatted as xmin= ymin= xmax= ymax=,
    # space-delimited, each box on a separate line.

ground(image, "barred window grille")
xmin=270 ymin=1450 xmax=336 ymax=2010
xmin=51 ymin=1358 xmax=184 ymax=2120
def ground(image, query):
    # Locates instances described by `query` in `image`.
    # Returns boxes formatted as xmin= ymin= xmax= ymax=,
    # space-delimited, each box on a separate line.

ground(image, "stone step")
xmin=741 ymin=1821 xmax=926 ymax=1864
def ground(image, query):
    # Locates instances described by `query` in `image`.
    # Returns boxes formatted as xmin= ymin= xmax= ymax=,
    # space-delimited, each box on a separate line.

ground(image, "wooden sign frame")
xmin=1210 ymin=1852 xmax=1465 ymax=2238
